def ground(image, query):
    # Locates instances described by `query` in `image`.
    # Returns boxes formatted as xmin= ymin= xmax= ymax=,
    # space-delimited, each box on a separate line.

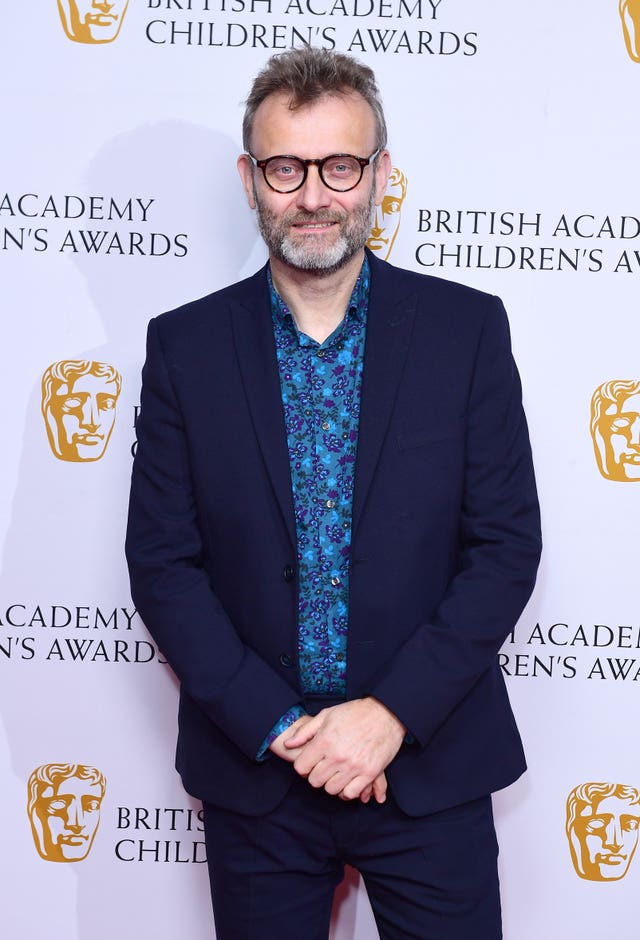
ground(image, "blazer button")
xmin=282 ymin=565 xmax=295 ymax=582
xmin=279 ymin=653 xmax=294 ymax=668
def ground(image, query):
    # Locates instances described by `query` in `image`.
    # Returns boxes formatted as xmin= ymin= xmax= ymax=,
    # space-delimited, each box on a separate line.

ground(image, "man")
xmin=566 ymin=782 xmax=640 ymax=881
xmin=126 ymin=47 xmax=541 ymax=939
xmin=590 ymin=379 xmax=640 ymax=481
xmin=27 ymin=762 xmax=106 ymax=862
xmin=42 ymin=359 xmax=121 ymax=462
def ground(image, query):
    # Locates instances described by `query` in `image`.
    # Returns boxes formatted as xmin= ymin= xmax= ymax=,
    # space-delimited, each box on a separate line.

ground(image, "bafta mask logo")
xmin=28 ymin=763 xmax=106 ymax=862
xmin=620 ymin=0 xmax=640 ymax=62
xmin=367 ymin=167 xmax=408 ymax=260
xmin=57 ymin=1 xmax=130 ymax=44
xmin=566 ymin=782 xmax=640 ymax=881
xmin=590 ymin=380 xmax=640 ymax=481
xmin=42 ymin=360 xmax=122 ymax=463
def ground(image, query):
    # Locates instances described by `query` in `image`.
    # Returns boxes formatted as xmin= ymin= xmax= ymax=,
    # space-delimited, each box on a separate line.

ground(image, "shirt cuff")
xmin=256 ymin=705 xmax=308 ymax=761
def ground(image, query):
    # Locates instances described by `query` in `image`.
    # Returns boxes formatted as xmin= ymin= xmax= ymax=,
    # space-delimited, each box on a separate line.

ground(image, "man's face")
xmin=57 ymin=0 xmax=129 ymax=44
xmin=46 ymin=371 xmax=119 ymax=462
xmin=367 ymin=173 xmax=406 ymax=259
xmin=599 ymin=392 xmax=640 ymax=480
xmin=572 ymin=795 xmax=640 ymax=880
xmin=238 ymin=91 xmax=390 ymax=276
xmin=33 ymin=776 xmax=103 ymax=862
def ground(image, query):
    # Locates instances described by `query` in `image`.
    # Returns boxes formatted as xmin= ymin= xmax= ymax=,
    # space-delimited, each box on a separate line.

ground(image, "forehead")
xmin=40 ymin=777 xmax=101 ymax=799
xmin=251 ymin=91 xmax=376 ymax=158
xmin=55 ymin=373 xmax=117 ymax=396
xmin=620 ymin=393 xmax=640 ymax=413
xmin=583 ymin=795 xmax=632 ymax=816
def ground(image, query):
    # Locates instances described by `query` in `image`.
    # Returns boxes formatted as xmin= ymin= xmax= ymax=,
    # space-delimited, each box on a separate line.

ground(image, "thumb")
xmin=284 ymin=715 xmax=320 ymax=748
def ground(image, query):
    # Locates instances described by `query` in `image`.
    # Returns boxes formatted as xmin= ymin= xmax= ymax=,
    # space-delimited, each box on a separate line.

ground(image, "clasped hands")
xmin=269 ymin=697 xmax=405 ymax=805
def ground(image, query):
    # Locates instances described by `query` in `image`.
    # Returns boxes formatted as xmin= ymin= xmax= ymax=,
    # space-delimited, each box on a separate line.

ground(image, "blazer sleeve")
xmin=370 ymin=295 xmax=542 ymax=747
xmin=125 ymin=317 xmax=302 ymax=760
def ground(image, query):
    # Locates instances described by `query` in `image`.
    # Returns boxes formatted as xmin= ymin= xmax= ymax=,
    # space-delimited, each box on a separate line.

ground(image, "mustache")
xmin=285 ymin=209 xmax=345 ymax=224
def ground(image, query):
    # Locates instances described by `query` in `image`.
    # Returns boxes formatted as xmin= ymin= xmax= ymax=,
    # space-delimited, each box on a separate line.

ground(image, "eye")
xmin=98 ymin=396 xmax=116 ymax=411
xmin=268 ymin=159 xmax=304 ymax=181
xmin=585 ymin=816 xmax=607 ymax=833
xmin=610 ymin=418 xmax=631 ymax=431
xmin=324 ymin=157 xmax=359 ymax=180
xmin=47 ymin=799 xmax=68 ymax=814
xmin=61 ymin=397 xmax=83 ymax=412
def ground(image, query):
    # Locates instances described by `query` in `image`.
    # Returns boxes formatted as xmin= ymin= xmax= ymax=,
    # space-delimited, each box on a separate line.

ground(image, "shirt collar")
xmin=268 ymin=255 xmax=370 ymax=336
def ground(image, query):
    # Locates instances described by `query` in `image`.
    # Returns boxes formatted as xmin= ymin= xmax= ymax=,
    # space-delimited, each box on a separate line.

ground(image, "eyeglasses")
xmin=247 ymin=149 xmax=381 ymax=194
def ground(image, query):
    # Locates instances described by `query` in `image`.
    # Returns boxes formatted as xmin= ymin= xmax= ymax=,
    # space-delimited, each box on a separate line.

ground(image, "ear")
xmin=237 ymin=153 xmax=257 ymax=210
xmin=374 ymin=150 xmax=392 ymax=206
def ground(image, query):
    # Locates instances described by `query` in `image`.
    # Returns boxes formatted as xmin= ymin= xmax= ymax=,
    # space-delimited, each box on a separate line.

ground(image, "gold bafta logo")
xmin=566 ymin=782 xmax=640 ymax=881
xmin=367 ymin=168 xmax=408 ymax=260
xmin=590 ymin=380 xmax=640 ymax=481
xmin=620 ymin=0 xmax=640 ymax=62
xmin=42 ymin=360 xmax=122 ymax=462
xmin=57 ymin=1 xmax=130 ymax=44
xmin=28 ymin=763 xmax=106 ymax=862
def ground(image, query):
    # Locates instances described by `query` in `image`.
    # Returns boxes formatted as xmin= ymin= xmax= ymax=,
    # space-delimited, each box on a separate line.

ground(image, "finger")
xmin=285 ymin=715 xmax=322 ymax=748
xmin=306 ymin=759 xmax=339 ymax=789
xmin=359 ymin=784 xmax=373 ymax=804
xmin=293 ymin=743 xmax=328 ymax=778
xmin=372 ymin=772 xmax=387 ymax=804
xmin=339 ymin=775 xmax=372 ymax=802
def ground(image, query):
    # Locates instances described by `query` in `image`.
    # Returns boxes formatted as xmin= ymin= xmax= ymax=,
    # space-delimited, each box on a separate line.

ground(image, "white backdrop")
xmin=2 ymin=2 xmax=639 ymax=938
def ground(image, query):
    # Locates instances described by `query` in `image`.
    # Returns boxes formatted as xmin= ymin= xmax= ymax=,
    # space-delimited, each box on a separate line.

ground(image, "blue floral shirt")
xmin=257 ymin=257 xmax=369 ymax=758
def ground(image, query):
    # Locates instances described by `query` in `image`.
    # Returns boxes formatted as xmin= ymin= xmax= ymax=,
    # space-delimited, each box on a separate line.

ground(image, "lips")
xmin=86 ymin=15 xmax=118 ymax=25
xmin=596 ymin=853 xmax=627 ymax=864
xmin=290 ymin=216 xmax=340 ymax=231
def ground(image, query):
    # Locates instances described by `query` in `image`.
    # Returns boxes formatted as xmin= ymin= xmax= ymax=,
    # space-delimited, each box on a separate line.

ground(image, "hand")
xmin=268 ymin=714 xmax=315 ymax=763
xmin=284 ymin=698 xmax=405 ymax=802
xmin=354 ymin=772 xmax=388 ymax=805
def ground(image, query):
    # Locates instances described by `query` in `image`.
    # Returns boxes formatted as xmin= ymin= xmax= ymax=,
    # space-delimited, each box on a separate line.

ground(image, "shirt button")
xmin=322 ymin=421 xmax=330 ymax=431
xmin=326 ymin=499 xmax=335 ymax=509
xmin=318 ymin=350 xmax=326 ymax=358
xmin=279 ymin=653 xmax=294 ymax=668
xmin=331 ymin=576 xmax=341 ymax=587
xmin=282 ymin=565 xmax=295 ymax=582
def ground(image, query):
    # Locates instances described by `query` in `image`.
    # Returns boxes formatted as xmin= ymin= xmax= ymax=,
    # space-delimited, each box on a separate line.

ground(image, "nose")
xmin=295 ymin=165 xmax=331 ymax=213
xmin=603 ymin=818 xmax=623 ymax=852
xmin=66 ymin=799 xmax=86 ymax=832
xmin=370 ymin=207 xmax=383 ymax=238
xmin=93 ymin=1 xmax=114 ymax=11
xmin=629 ymin=416 xmax=640 ymax=447
xmin=81 ymin=397 xmax=100 ymax=432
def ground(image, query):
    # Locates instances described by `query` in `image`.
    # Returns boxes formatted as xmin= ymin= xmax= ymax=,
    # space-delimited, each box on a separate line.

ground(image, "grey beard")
xmin=253 ymin=185 xmax=376 ymax=276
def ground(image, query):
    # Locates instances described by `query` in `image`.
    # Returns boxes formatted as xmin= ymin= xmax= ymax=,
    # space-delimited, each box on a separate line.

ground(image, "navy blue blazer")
xmin=126 ymin=250 xmax=541 ymax=817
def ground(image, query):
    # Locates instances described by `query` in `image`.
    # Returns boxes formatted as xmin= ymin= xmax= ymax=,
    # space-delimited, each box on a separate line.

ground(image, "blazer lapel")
xmin=352 ymin=254 xmax=417 ymax=537
xmin=230 ymin=269 xmax=297 ymax=550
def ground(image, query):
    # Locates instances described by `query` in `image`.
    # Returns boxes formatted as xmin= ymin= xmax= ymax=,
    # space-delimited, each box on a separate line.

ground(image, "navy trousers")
xmin=202 ymin=774 xmax=502 ymax=940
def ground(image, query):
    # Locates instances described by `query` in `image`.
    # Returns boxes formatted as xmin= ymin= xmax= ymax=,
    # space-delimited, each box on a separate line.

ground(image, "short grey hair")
xmin=242 ymin=47 xmax=387 ymax=153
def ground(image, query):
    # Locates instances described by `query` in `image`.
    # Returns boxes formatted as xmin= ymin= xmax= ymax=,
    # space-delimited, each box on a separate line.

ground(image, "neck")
xmin=270 ymin=250 xmax=365 ymax=344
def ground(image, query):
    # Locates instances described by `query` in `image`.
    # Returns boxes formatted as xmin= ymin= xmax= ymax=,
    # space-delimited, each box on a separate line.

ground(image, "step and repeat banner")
xmin=1 ymin=2 xmax=638 ymax=938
